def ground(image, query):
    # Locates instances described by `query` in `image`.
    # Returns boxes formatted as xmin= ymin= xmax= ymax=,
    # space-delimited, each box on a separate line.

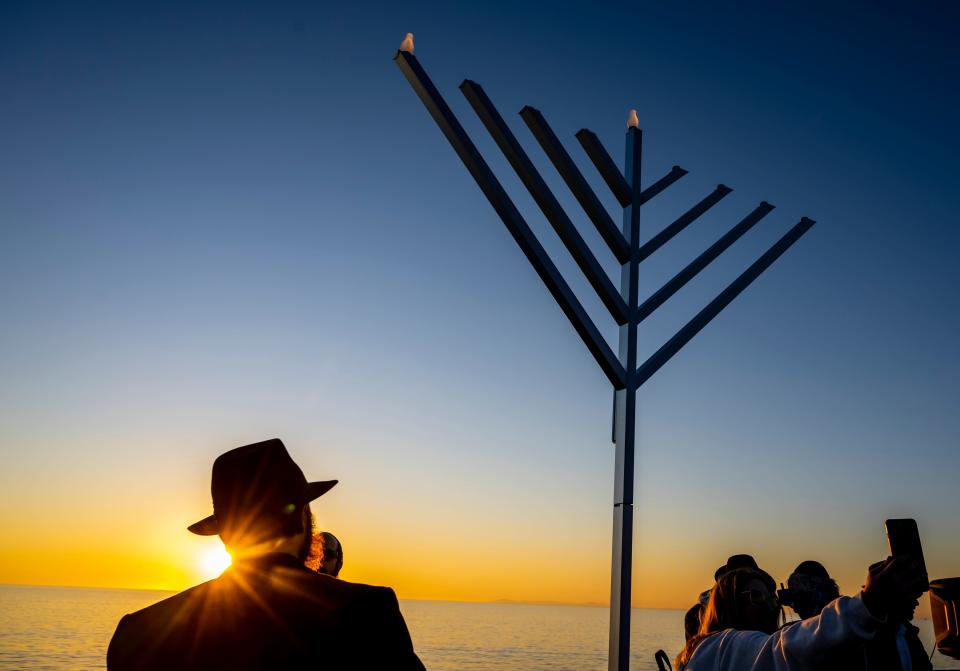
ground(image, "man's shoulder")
xmin=328 ymin=575 xmax=396 ymax=598
xmin=108 ymin=580 xmax=222 ymax=669
xmin=118 ymin=579 xmax=217 ymax=628
xmin=298 ymin=571 xmax=398 ymax=610
xmin=342 ymin=578 xmax=399 ymax=607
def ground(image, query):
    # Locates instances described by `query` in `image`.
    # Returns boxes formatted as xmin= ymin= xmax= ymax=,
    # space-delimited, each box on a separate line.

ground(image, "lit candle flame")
xmin=400 ymin=33 xmax=414 ymax=54
xmin=627 ymin=109 xmax=639 ymax=129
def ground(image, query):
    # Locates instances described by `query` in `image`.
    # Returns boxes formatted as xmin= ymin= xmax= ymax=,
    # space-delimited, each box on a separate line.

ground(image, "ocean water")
xmin=1 ymin=583 xmax=957 ymax=670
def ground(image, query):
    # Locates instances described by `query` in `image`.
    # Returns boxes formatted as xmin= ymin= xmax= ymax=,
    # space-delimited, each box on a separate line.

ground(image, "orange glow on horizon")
xmin=0 ymin=475 xmax=940 ymax=619
xmin=0 ymin=532 xmax=937 ymax=618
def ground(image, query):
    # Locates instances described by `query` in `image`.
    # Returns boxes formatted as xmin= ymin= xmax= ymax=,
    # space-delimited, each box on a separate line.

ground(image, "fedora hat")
xmin=188 ymin=438 xmax=337 ymax=536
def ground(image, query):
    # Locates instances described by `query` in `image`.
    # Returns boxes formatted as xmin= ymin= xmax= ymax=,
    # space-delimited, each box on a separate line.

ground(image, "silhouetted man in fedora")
xmin=107 ymin=438 xmax=425 ymax=670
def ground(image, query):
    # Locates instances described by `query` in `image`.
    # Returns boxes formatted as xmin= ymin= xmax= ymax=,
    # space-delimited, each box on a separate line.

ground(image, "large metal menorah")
xmin=394 ymin=40 xmax=815 ymax=671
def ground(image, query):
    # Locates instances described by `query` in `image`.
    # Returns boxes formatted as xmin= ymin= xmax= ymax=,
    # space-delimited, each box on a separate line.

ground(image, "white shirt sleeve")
xmin=683 ymin=595 xmax=880 ymax=671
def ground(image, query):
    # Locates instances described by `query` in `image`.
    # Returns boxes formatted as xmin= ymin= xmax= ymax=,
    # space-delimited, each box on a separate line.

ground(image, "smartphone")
xmin=885 ymin=518 xmax=929 ymax=590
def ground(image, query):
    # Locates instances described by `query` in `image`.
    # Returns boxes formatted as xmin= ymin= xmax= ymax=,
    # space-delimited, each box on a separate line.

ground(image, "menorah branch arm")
xmin=637 ymin=201 xmax=775 ymax=323
xmin=395 ymin=50 xmax=627 ymax=389
xmin=634 ymin=217 xmax=816 ymax=389
xmin=520 ymin=106 xmax=630 ymax=263
xmin=637 ymin=165 xmax=688 ymax=205
xmin=638 ymin=185 xmax=733 ymax=262
xmin=461 ymin=80 xmax=630 ymax=325
xmin=576 ymin=129 xmax=633 ymax=207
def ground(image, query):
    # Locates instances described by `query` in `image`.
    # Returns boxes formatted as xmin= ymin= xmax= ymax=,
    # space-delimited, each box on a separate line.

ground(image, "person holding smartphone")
xmin=780 ymin=559 xmax=931 ymax=671
xmin=675 ymin=556 xmax=928 ymax=671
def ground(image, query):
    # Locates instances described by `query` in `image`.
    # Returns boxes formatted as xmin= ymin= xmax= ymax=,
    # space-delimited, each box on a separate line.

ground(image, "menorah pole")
xmin=609 ymin=125 xmax=642 ymax=671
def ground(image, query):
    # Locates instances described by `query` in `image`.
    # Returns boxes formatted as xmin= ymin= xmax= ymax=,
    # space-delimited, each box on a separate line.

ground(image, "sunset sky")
xmin=2 ymin=1 xmax=958 ymax=611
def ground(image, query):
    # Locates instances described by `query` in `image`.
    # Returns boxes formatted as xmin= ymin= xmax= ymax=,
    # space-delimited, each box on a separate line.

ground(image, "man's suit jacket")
xmin=107 ymin=553 xmax=426 ymax=670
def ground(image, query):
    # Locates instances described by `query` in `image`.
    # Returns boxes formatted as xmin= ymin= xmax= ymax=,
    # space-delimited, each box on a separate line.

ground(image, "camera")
xmin=776 ymin=586 xmax=796 ymax=608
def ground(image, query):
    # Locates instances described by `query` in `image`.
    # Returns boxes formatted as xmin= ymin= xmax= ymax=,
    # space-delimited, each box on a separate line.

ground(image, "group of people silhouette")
xmin=107 ymin=438 xmax=931 ymax=671
xmin=671 ymin=552 xmax=930 ymax=670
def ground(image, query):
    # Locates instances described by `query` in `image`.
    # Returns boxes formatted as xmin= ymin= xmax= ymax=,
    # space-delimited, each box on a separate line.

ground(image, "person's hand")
xmin=861 ymin=556 xmax=927 ymax=620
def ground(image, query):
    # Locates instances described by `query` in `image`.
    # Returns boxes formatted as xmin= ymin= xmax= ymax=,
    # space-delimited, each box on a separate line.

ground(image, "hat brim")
xmin=187 ymin=479 xmax=339 ymax=536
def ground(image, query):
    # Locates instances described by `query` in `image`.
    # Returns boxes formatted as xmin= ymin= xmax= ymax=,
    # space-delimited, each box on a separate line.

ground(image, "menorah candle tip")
xmin=400 ymin=33 xmax=414 ymax=53
xmin=627 ymin=109 xmax=639 ymax=129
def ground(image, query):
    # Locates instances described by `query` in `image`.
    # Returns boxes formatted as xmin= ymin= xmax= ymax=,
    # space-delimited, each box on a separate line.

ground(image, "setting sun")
xmin=198 ymin=544 xmax=232 ymax=580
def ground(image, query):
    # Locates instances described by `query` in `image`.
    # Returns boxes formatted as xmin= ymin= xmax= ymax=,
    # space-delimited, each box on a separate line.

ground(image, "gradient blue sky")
xmin=1 ymin=0 xmax=958 ymax=606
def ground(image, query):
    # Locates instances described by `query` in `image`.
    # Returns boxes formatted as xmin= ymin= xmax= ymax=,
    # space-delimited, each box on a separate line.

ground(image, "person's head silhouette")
xmin=676 ymin=567 xmax=782 ymax=668
xmin=785 ymin=560 xmax=840 ymax=619
xmin=187 ymin=438 xmax=338 ymax=560
xmin=316 ymin=532 xmax=344 ymax=577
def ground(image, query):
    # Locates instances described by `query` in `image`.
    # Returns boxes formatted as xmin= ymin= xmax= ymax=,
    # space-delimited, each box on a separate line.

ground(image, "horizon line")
xmin=0 ymin=581 xmax=659 ymax=611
